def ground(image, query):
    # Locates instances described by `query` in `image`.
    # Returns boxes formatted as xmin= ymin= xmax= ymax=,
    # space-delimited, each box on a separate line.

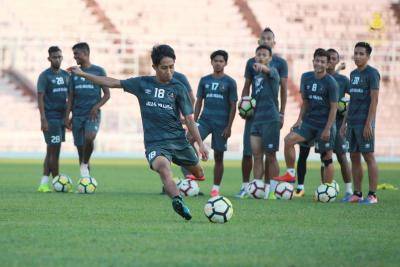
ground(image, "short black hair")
xmin=256 ymin=45 xmax=272 ymax=55
xmin=327 ymin=48 xmax=339 ymax=57
xmin=355 ymin=42 xmax=372 ymax=55
xmin=72 ymin=42 xmax=90 ymax=54
xmin=151 ymin=44 xmax=176 ymax=65
xmin=48 ymin=46 xmax=61 ymax=55
xmin=210 ymin=50 xmax=228 ymax=62
xmin=262 ymin=27 xmax=275 ymax=38
xmin=313 ymin=48 xmax=330 ymax=61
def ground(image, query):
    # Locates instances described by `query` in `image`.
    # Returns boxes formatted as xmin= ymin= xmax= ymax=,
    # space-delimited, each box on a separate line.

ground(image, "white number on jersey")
xmin=55 ymin=77 xmax=64 ymax=85
xmin=211 ymin=83 xmax=219 ymax=91
xmin=311 ymin=83 xmax=317 ymax=92
xmin=154 ymin=88 xmax=165 ymax=98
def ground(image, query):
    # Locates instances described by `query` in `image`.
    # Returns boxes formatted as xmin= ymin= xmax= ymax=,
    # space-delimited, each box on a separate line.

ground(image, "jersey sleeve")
xmin=370 ymin=69 xmax=380 ymax=90
xmin=278 ymin=58 xmax=288 ymax=78
xmin=269 ymin=67 xmax=280 ymax=82
xmin=179 ymin=74 xmax=192 ymax=92
xmin=244 ymin=58 xmax=253 ymax=79
xmin=329 ymin=78 xmax=339 ymax=103
xmin=121 ymin=77 xmax=142 ymax=96
xmin=196 ymin=78 xmax=205 ymax=98
xmin=177 ymin=86 xmax=194 ymax=116
xmin=98 ymin=66 xmax=107 ymax=76
xmin=37 ymin=73 xmax=47 ymax=93
xmin=229 ymin=78 xmax=238 ymax=102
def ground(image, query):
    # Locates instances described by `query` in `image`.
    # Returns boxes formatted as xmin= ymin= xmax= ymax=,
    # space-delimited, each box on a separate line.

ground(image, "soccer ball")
xmin=238 ymin=96 xmax=256 ymax=119
xmin=52 ymin=174 xmax=73 ymax=192
xmin=338 ymin=96 xmax=350 ymax=116
xmin=314 ymin=183 xmax=337 ymax=203
xmin=77 ymin=177 xmax=98 ymax=194
xmin=204 ymin=196 xmax=233 ymax=223
xmin=246 ymin=179 xmax=265 ymax=199
xmin=332 ymin=180 xmax=340 ymax=193
xmin=274 ymin=182 xmax=294 ymax=200
xmin=176 ymin=179 xmax=199 ymax=197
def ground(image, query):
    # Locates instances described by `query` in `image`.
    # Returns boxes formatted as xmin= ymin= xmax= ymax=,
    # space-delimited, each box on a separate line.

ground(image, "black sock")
xmin=368 ymin=191 xmax=376 ymax=197
xmin=297 ymin=146 xmax=310 ymax=185
xmin=354 ymin=191 xmax=362 ymax=197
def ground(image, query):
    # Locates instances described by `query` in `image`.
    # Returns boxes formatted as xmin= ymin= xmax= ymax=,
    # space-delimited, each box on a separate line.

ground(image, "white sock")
xmin=345 ymin=183 xmax=353 ymax=194
xmin=287 ymin=168 xmax=296 ymax=177
xmin=40 ymin=175 xmax=49 ymax=185
xmin=270 ymin=180 xmax=278 ymax=194
xmin=242 ymin=182 xmax=249 ymax=190
xmin=212 ymin=185 xmax=220 ymax=191
xmin=297 ymin=184 xmax=304 ymax=190
xmin=264 ymin=183 xmax=271 ymax=198
xmin=80 ymin=163 xmax=90 ymax=177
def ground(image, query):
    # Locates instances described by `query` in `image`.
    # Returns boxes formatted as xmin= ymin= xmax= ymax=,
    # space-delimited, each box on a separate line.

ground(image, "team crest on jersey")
xmin=167 ymin=92 xmax=176 ymax=100
xmin=205 ymin=84 xmax=210 ymax=89
xmin=144 ymin=89 xmax=152 ymax=95
xmin=80 ymin=77 xmax=85 ymax=81
xmin=219 ymin=84 xmax=226 ymax=92
xmin=51 ymin=79 xmax=56 ymax=84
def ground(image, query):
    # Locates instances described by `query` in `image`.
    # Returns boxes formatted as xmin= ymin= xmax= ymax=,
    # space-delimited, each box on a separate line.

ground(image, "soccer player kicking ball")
xmin=68 ymin=45 xmax=208 ymax=220
xmin=237 ymin=27 xmax=288 ymax=198
xmin=249 ymin=45 xmax=281 ymax=199
xmin=294 ymin=49 xmax=353 ymax=199
xmin=341 ymin=42 xmax=380 ymax=204
xmin=65 ymin=42 xmax=110 ymax=178
xmin=192 ymin=50 xmax=238 ymax=197
xmin=275 ymin=49 xmax=338 ymax=185
xmin=37 ymin=46 xmax=70 ymax=192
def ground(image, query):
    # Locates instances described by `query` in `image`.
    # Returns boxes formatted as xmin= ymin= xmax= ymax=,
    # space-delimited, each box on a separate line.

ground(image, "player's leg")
xmin=211 ymin=151 xmax=224 ymax=197
xmin=147 ymin=148 xmax=192 ymax=220
xmin=336 ymin=151 xmax=353 ymax=196
xmin=360 ymin=152 xmax=378 ymax=204
xmin=274 ymin=130 xmax=307 ymax=182
xmin=262 ymin=121 xmax=280 ymax=199
xmin=250 ymin=135 xmax=264 ymax=182
xmin=72 ymin=117 xmax=87 ymax=176
xmin=38 ymin=145 xmax=52 ymax=192
xmin=295 ymin=145 xmax=310 ymax=197
xmin=81 ymin=115 xmax=100 ymax=176
xmin=151 ymin=155 xmax=192 ymax=220
xmin=48 ymin=145 xmax=61 ymax=178
xmin=237 ymin=119 xmax=253 ymax=197
xmin=320 ymin=150 xmax=334 ymax=184
xmin=346 ymin=126 xmax=364 ymax=203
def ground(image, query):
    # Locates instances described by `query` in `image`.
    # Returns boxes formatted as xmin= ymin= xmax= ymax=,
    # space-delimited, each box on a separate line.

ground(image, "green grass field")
xmin=1 ymin=158 xmax=400 ymax=267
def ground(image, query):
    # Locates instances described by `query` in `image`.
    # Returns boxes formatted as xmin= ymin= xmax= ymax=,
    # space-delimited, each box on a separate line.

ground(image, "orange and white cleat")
xmin=273 ymin=172 xmax=296 ymax=183
xmin=186 ymin=174 xmax=206 ymax=181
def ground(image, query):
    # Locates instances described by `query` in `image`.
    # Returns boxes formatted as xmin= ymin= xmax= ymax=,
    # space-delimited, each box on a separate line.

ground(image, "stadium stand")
xmin=0 ymin=0 xmax=399 ymax=157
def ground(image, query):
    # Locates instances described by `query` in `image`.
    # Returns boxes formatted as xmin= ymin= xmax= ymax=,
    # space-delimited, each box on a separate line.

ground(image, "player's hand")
xmin=41 ymin=117 xmax=48 ymax=132
xmin=253 ymin=63 xmax=267 ymax=73
xmin=337 ymin=62 xmax=346 ymax=71
xmin=89 ymin=107 xmax=99 ymax=122
xmin=198 ymin=143 xmax=209 ymax=161
xmin=291 ymin=120 xmax=301 ymax=131
xmin=222 ymin=127 xmax=231 ymax=139
xmin=64 ymin=117 xmax=72 ymax=130
xmin=340 ymin=124 xmax=347 ymax=138
xmin=279 ymin=113 xmax=284 ymax=129
xmin=321 ymin=128 xmax=330 ymax=142
xmin=179 ymin=114 xmax=186 ymax=125
xmin=363 ymin=122 xmax=373 ymax=140
xmin=67 ymin=66 xmax=84 ymax=76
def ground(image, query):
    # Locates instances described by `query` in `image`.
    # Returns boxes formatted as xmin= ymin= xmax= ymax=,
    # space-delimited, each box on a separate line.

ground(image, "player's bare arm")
xmin=364 ymin=89 xmax=379 ymax=140
xmin=68 ymin=66 xmax=121 ymax=88
xmin=37 ymin=92 xmax=48 ymax=131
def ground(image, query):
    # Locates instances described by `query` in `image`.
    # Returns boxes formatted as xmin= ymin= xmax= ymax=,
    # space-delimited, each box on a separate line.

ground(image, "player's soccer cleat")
xmin=186 ymin=174 xmax=205 ymax=181
xmin=346 ymin=194 xmax=364 ymax=203
xmin=210 ymin=189 xmax=219 ymax=197
xmin=359 ymin=195 xmax=378 ymax=204
xmin=235 ymin=187 xmax=248 ymax=199
xmin=273 ymin=172 xmax=296 ymax=183
xmin=294 ymin=189 xmax=305 ymax=197
xmin=172 ymin=197 xmax=192 ymax=220
xmin=37 ymin=184 xmax=51 ymax=193
xmin=341 ymin=192 xmax=353 ymax=202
